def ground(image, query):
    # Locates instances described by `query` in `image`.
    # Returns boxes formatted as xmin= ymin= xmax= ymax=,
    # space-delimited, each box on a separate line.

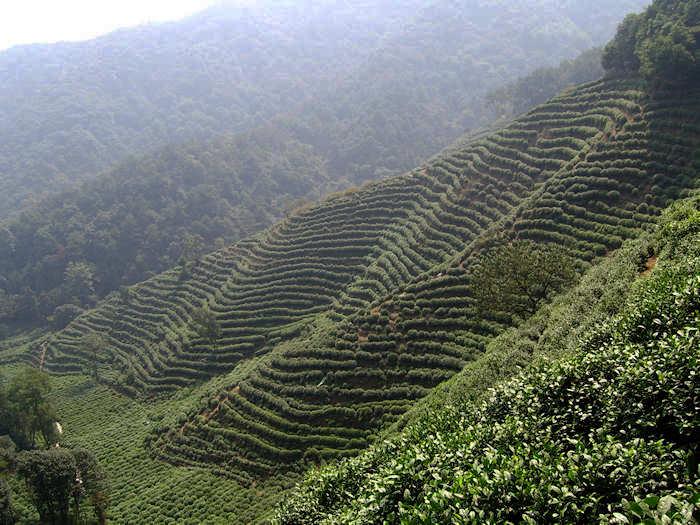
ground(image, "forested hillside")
xmin=0 ymin=0 xmax=426 ymax=215
xmin=0 ymin=129 xmax=328 ymax=329
xmin=0 ymin=0 xmax=647 ymax=331
xmin=0 ymin=0 xmax=647 ymax=217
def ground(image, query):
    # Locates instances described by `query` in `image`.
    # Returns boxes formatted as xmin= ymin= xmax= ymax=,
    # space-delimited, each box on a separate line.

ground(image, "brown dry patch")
xmin=371 ymin=306 xmax=381 ymax=316
xmin=641 ymin=255 xmax=658 ymax=277
xmin=186 ymin=392 xmax=231 ymax=433
xmin=388 ymin=312 xmax=399 ymax=331
xmin=537 ymin=129 xmax=552 ymax=142
xmin=357 ymin=329 xmax=368 ymax=343
xmin=38 ymin=342 xmax=48 ymax=371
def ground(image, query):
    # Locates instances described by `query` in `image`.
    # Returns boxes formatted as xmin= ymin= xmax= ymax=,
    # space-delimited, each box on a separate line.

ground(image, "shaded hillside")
xmin=31 ymin=78 xmax=700 ymax=486
xmin=274 ymin=0 xmax=648 ymax=185
xmin=0 ymin=0 xmax=646 ymax=218
xmin=0 ymin=0 xmax=429 ymax=215
xmin=0 ymin=129 xmax=328 ymax=327
xmin=486 ymin=47 xmax=605 ymax=119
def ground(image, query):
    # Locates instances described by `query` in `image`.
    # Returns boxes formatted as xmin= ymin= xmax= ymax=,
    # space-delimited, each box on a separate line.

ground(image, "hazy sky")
xmin=0 ymin=0 xmax=221 ymax=51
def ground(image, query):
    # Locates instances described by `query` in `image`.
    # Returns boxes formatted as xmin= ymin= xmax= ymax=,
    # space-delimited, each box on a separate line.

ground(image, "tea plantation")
xmin=16 ymin=75 xmax=697 ymax=509
xmin=3 ymin=0 xmax=700 ymax=519
xmin=276 ymin=196 xmax=700 ymax=524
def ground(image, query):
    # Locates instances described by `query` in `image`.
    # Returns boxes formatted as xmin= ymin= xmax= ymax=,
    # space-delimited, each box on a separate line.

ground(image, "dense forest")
xmin=0 ymin=0 xmax=648 ymax=331
xmin=0 ymin=129 xmax=328 ymax=330
xmin=0 ymin=0 xmax=648 ymax=217
xmin=1 ymin=0 xmax=699 ymax=523
xmin=0 ymin=0 xmax=428 ymax=215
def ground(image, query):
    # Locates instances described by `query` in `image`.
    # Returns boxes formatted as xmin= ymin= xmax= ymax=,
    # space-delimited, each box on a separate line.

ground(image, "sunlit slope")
xmin=37 ymin=79 xmax=700 ymax=483
xmin=150 ymin=81 xmax=700 ymax=482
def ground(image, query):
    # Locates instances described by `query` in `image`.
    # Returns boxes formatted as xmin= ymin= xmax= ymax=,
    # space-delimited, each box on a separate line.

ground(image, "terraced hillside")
xmin=38 ymin=79 xmax=637 ymax=387
xmin=276 ymin=196 xmax=700 ymax=524
xmin=33 ymin=78 xmax=700 ymax=486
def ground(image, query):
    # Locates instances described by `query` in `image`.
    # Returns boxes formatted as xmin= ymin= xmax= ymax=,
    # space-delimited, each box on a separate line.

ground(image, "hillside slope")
xmin=276 ymin=196 xmax=700 ymax=524
xmin=0 ymin=129 xmax=328 ymax=327
xmin=31 ymin=78 xmax=700 ymax=489
xmin=0 ymin=0 xmax=425 ymax=216
xmin=0 ymin=43 xmax=617 ymax=335
xmin=5 ymin=186 xmax=697 ymax=524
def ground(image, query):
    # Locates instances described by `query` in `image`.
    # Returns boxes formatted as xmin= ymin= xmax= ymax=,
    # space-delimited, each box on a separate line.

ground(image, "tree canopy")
xmin=0 ymin=368 xmax=57 ymax=450
xmin=603 ymin=0 xmax=700 ymax=83
xmin=471 ymin=240 xmax=578 ymax=321
xmin=15 ymin=447 xmax=108 ymax=525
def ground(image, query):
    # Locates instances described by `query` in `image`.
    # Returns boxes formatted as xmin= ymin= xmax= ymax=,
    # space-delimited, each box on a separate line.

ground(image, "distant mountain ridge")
xmin=0 ymin=0 xmax=427 ymax=214
xmin=0 ymin=0 xmax=646 ymax=218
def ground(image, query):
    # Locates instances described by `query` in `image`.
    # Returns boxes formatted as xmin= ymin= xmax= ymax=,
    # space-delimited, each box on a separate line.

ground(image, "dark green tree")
xmin=180 ymin=234 xmax=205 ymax=265
xmin=602 ymin=13 xmax=642 ymax=74
xmin=15 ymin=447 xmax=108 ymax=525
xmin=0 ymin=436 xmax=16 ymax=473
xmin=71 ymin=448 xmax=109 ymax=525
xmin=190 ymin=307 xmax=221 ymax=343
xmin=603 ymin=0 xmax=700 ymax=83
xmin=471 ymin=240 xmax=577 ymax=320
xmin=49 ymin=304 xmax=84 ymax=331
xmin=0 ymin=433 xmax=14 ymax=525
xmin=16 ymin=448 xmax=75 ymax=525
xmin=638 ymin=23 xmax=697 ymax=81
xmin=2 ymin=368 xmax=57 ymax=449
xmin=0 ymin=478 xmax=14 ymax=525
xmin=62 ymin=262 xmax=96 ymax=307
xmin=79 ymin=333 xmax=107 ymax=383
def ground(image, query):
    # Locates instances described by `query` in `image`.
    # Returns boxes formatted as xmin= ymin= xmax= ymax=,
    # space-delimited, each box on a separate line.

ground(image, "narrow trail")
xmin=39 ymin=342 xmax=48 ymax=371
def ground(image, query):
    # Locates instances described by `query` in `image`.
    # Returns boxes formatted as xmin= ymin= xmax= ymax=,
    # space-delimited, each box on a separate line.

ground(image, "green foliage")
xmin=11 ymin=445 xmax=107 ymax=525
xmin=0 ymin=0 xmax=648 ymax=329
xmin=49 ymin=305 xmax=84 ymax=331
xmin=79 ymin=334 xmax=107 ymax=383
xmin=0 ymin=478 xmax=13 ymax=525
xmin=0 ymin=368 xmax=57 ymax=450
xmin=0 ymin=1 xmax=428 ymax=216
xmin=33 ymin=78 xmax=700 ymax=489
xmin=190 ymin=307 xmax=221 ymax=343
xmin=70 ymin=448 xmax=108 ymax=525
xmin=2 ymin=20 xmax=699 ymax=521
xmin=62 ymin=263 xmax=96 ymax=308
xmin=471 ymin=240 xmax=577 ymax=320
xmin=603 ymin=0 xmax=700 ymax=83
xmin=602 ymin=14 xmax=643 ymax=74
xmin=16 ymin=449 xmax=74 ymax=525
xmin=0 ymin=134 xmax=328 ymax=326
xmin=487 ymin=47 xmax=605 ymax=118
xmin=615 ymin=493 xmax=700 ymax=524
xmin=275 ymin=249 xmax=700 ymax=523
